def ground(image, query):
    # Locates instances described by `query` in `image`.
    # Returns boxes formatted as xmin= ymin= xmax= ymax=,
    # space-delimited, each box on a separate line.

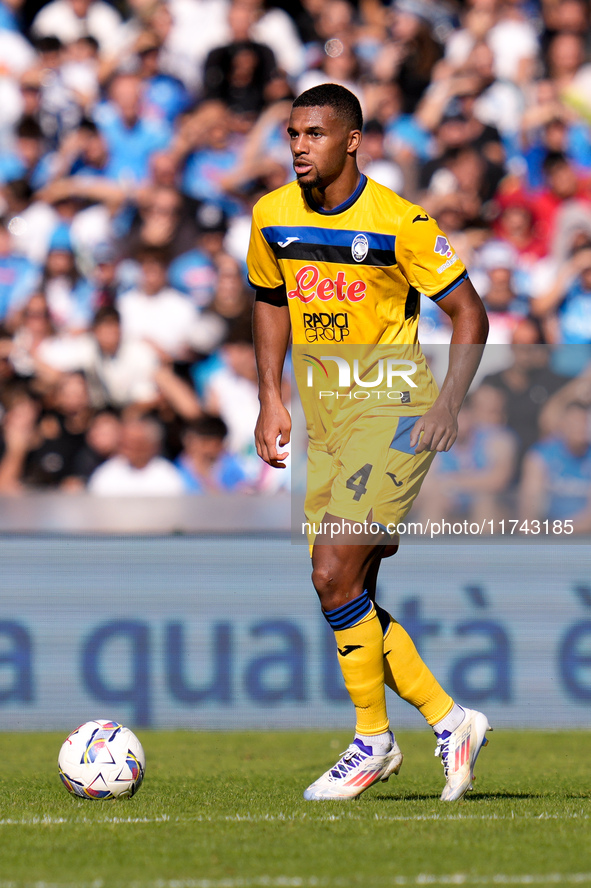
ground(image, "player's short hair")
xmin=292 ymin=84 xmax=363 ymax=132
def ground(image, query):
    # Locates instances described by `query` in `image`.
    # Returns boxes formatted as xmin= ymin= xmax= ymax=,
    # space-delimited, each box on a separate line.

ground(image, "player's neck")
xmin=310 ymin=166 xmax=361 ymax=212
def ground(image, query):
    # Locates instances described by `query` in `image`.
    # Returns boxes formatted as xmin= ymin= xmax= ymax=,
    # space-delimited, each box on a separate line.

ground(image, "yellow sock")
xmin=380 ymin=612 xmax=454 ymax=726
xmin=328 ymin=597 xmax=389 ymax=736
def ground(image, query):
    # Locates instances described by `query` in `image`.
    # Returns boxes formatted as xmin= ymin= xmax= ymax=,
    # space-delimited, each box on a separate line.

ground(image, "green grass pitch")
xmin=0 ymin=730 xmax=589 ymax=888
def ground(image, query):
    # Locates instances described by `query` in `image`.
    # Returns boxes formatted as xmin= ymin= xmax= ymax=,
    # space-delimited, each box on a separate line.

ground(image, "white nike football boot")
xmin=434 ymin=707 xmax=492 ymax=801
xmin=303 ymin=733 xmax=403 ymax=801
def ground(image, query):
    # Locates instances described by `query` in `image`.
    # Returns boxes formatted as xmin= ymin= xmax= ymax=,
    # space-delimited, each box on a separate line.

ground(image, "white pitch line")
xmin=0 ymin=811 xmax=589 ymax=827
xmin=2 ymin=875 xmax=591 ymax=888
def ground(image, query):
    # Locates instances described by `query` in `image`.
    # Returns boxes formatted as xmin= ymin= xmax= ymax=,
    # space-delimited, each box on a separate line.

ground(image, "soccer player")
xmin=248 ymin=83 xmax=491 ymax=802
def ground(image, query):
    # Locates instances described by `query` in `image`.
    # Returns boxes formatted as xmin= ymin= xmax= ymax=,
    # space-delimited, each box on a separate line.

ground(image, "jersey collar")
xmin=304 ymin=174 xmax=367 ymax=215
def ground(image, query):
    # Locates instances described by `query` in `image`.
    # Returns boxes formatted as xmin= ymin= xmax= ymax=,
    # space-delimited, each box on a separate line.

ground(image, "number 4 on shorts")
xmin=346 ymin=463 xmax=373 ymax=501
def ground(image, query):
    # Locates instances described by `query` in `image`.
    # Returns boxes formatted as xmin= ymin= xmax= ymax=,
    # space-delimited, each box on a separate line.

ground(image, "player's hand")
xmin=255 ymin=401 xmax=292 ymax=468
xmin=410 ymin=403 xmax=458 ymax=453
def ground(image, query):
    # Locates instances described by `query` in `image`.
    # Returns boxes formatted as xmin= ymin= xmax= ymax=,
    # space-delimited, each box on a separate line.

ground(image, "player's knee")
xmin=311 ymin=563 xmax=354 ymax=611
xmin=311 ymin=564 xmax=336 ymax=606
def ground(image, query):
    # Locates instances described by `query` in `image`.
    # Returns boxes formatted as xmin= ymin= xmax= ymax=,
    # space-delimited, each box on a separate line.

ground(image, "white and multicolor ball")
xmin=58 ymin=719 xmax=145 ymax=800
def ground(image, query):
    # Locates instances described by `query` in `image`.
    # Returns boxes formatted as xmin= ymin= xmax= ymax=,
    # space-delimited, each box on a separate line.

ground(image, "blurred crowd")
xmin=416 ymin=343 xmax=591 ymax=531
xmin=0 ymin=0 xmax=591 ymax=513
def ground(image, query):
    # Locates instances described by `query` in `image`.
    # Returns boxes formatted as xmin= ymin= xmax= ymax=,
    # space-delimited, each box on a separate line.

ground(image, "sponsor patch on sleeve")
xmin=434 ymin=236 xmax=458 ymax=273
xmin=434 ymin=235 xmax=453 ymax=258
xmin=437 ymin=253 xmax=458 ymax=274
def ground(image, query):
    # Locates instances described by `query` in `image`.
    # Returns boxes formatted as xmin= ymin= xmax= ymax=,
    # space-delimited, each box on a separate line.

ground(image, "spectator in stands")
xmin=49 ymin=118 xmax=110 ymax=181
xmin=59 ymin=35 xmax=101 ymax=111
xmin=475 ymin=240 xmax=526 ymax=344
xmin=358 ymin=118 xmax=404 ymax=194
xmin=7 ymin=292 xmax=56 ymax=378
xmin=0 ymin=178 xmax=60 ymax=266
xmin=545 ymin=31 xmax=591 ymax=94
xmin=88 ymin=415 xmax=185 ymax=495
xmin=541 ymin=0 xmax=589 ymax=57
xmin=297 ymin=35 xmax=363 ymax=106
xmin=247 ymin=0 xmax=305 ymax=80
xmin=492 ymin=195 xmax=546 ymax=265
xmin=204 ymin=253 xmax=254 ymax=339
xmin=377 ymin=81 xmax=431 ymax=170
xmin=116 ymin=246 xmax=201 ymax=361
xmin=79 ymin=242 xmax=119 ymax=312
xmin=63 ymin=407 xmax=121 ymax=489
xmin=417 ymin=385 xmax=518 ymax=524
xmin=531 ymin=244 xmax=591 ymax=343
xmin=177 ymin=101 xmax=242 ymax=216
xmin=202 ymin=0 xmax=277 ymax=116
xmin=94 ymin=73 xmax=171 ymax=183
xmin=0 ymin=326 xmax=16 ymax=389
xmin=175 ymin=414 xmax=249 ymax=493
xmin=167 ymin=204 xmax=224 ymax=308
xmin=0 ymin=386 xmax=40 ymax=494
xmin=200 ymin=326 xmax=259 ymax=470
xmin=520 ymin=400 xmax=591 ymax=523
xmin=482 ymin=341 xmax=570 ymax=466
xmin=37 ymin=306 xmax=161 ymax=409
xmin=21 ymin=371 xmax=92 ymax=488
xmin=0 ymin=117 xmax=49 ymax=190
xmin=39 ymin=225 xmax=92 ymax=333
xmin=0 ymin=218 xmax=39 ymax=322
xmin=135 ymin=31 xmax=192 ymax=125
xmin=120 ymin=185 xmax=196 ymax=260
xmin=17 ymin=69 xmax=44 ymax=119
xmin=372 ymin=0 xmax=443 ymax=114
xmin=531 ymin=152 xmax=591 ymax=253
xmin=31 ymin=0 xmax=122 ymax=51
xmin=521 ymin=110 xmax=591 ymax=189
xmin=418 ymin=115 xmax=504 ymax=205
xmin=487 ymin=1 xmax=540 ymax=85
xmin=415 ymin=71 xmax=505 ymax=168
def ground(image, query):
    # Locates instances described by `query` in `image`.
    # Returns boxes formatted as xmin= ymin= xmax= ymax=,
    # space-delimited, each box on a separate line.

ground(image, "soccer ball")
xmin=58 ymin=719 xmax=145 ymax=800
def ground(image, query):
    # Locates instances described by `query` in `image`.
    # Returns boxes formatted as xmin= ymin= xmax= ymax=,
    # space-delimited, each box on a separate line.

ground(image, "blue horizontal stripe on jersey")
xmin=261 ymin=226 xmax=396 ymax=253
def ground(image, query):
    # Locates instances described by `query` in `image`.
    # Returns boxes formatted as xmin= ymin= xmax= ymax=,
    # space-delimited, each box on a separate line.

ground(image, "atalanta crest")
xmin=351 ymin=233 xmax=369 ymax=262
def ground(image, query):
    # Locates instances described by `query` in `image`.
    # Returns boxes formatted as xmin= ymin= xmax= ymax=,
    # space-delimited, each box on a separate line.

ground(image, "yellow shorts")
xmin=305 ymin=413 xmax=435 ymax=548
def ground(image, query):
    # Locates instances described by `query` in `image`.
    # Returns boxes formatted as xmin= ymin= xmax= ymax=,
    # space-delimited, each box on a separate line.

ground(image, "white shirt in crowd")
xmin=31 ymin=0 xmax=123 ymax=50
xmin=37 ymin=334 xmax=161 ymax=407
xmin=117 ymin=287 xmax=198 ymax=359
xmin=88 ymin=456 xmax=185 ymax=496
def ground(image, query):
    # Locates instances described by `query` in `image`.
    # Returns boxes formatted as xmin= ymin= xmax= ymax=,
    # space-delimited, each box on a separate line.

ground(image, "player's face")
xmin=287 ymin=105 xmax=359 ymax=190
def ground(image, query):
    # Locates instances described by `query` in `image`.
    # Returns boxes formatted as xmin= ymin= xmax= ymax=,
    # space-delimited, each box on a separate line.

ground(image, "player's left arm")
xmin=410 ymin=278 xmax=489 ymax=453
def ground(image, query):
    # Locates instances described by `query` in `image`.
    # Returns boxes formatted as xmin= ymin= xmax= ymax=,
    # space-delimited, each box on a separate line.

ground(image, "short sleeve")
xmin=247 ymin=202 xmax=284 ymax=290
xmin=395 ymin=204 xmax=468 ymax=302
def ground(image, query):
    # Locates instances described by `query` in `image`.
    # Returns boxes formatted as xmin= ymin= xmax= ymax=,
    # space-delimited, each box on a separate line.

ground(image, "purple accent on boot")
xmin=352 ymin=738 xmax=374 ymax=756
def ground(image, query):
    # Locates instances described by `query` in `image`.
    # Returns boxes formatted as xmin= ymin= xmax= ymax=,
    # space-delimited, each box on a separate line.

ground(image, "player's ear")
xmin=347 ymin=129 xmax=362 ymax=154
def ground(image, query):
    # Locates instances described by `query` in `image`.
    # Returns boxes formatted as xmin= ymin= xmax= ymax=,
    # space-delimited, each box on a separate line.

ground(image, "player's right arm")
xmin=248 ymin=199 xmax=292 ymax=469
xmin=253 ymin=300 xmax=292 ymax=468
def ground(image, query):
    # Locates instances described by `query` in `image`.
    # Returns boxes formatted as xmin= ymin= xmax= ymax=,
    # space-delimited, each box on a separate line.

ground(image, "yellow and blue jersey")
xmin=247 ymin=174 xmax=467 ymax=434
xmin=247 ymin=174 xmax=466 ymax=346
